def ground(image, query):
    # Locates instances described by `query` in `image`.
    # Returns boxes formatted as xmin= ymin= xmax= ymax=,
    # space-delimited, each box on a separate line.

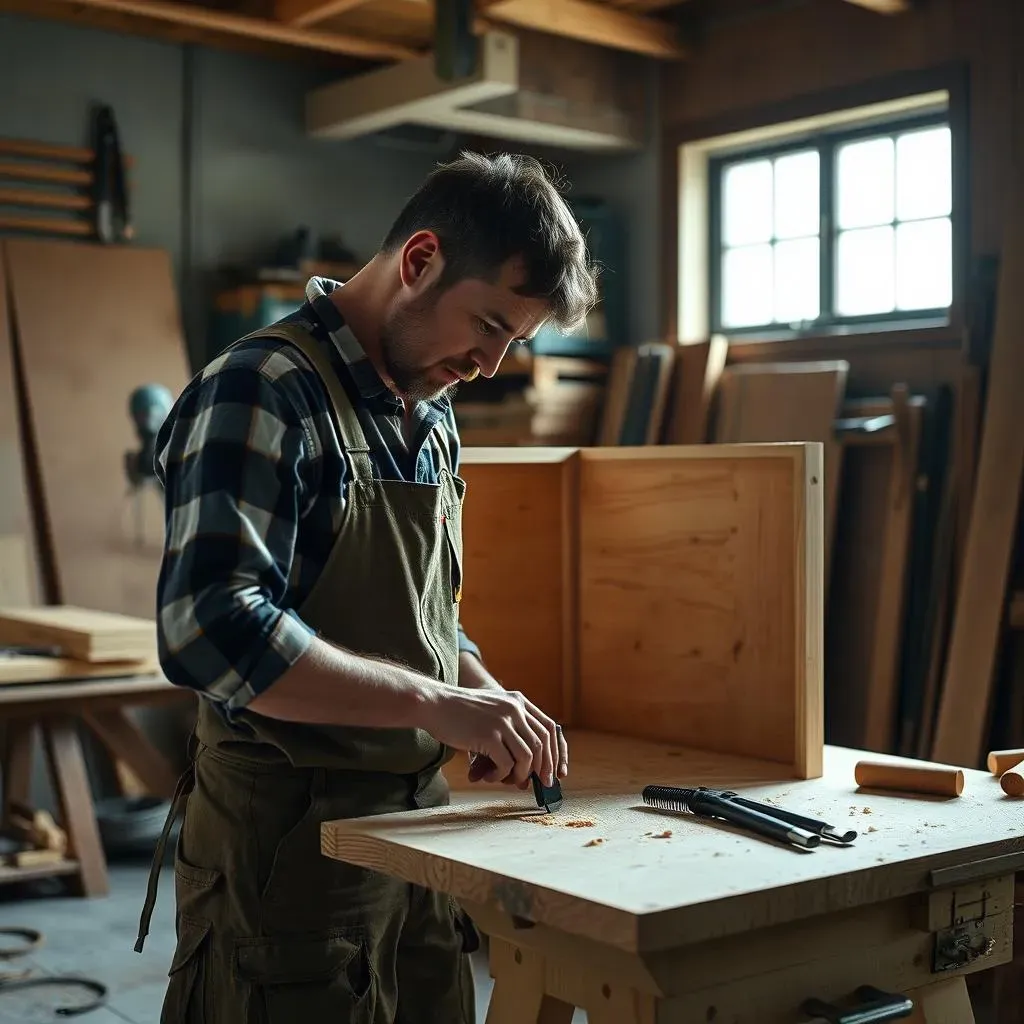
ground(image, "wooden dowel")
xmin=0 ymin=188 xmax=92 ymax=211
xmin=0 ymin=139 xmax=136 ymax=168
xmin=999 ymin=760 xmax=1024 ymax=797
xmin=0 ymin=162 xmax=93 ymax=187
xmin=987 ymin=748 xmax=1024 ymax=775
xmin=854 ymin=759 xmax=965 ymax=797
xmin=0 ymin=216 xmax=93 ymax=237
xmin=0 ymin=139 xmax=94 ymax=165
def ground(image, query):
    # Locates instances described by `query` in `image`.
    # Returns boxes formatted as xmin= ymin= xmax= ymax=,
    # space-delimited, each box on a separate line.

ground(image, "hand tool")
xmin=641 ymin=785 xmax=857 ymax=851
xmin=530 ymin=773 xmax=563 ymax=813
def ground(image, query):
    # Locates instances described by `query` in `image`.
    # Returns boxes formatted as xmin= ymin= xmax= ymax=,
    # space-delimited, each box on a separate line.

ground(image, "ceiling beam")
xmin=274 ymin=0 xmax=375 ymax=28
xmin=839 ymin=0 xmax=911 ymax=12
xmin=45 ymin=0 xmax=417 ymax=59
xmin=482 ymin=0 xmax=688 ymax=60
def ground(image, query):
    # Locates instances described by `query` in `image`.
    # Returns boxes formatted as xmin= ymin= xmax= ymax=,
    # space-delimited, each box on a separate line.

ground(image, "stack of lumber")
xmin=0 ymin=605 xmax=160 ymax=685
xmin=0 ymin=137 xmax=131 ymax=241
xmin=645 ymin=200 xmax=1024 ymax=772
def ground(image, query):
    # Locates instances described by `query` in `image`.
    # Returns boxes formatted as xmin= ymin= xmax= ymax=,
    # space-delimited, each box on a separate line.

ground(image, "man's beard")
xmin=380 ymin=296 xmax=467 ymax=402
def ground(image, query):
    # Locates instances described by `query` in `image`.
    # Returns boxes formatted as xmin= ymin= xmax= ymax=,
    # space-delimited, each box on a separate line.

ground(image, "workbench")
xmin=322 ymin=731 xmax=1024 ymax=1023
xmin=0 ymin=673 xmax=188 ymax=897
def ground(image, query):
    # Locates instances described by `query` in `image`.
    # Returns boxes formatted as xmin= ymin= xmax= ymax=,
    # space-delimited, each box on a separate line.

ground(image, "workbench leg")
xmin=41 ymin=716 xmax=108 ymax=898
xmin=81 ymin=707 xmax=178 ymax=799
xmin=485 ymin=939 xmax=574 ymax=1024
xmin=906 ymin=976 xmax=975 ymax=1024
xmin=2 ymin=719 xmax=35 ymax=820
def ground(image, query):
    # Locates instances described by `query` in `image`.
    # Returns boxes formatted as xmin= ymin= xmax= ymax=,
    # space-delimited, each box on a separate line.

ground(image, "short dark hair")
xmin=380 ymin=150 xmax=600 ymax=334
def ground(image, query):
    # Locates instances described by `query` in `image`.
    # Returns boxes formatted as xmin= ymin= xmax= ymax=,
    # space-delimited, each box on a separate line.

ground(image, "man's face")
xmin=379 ymin=232 xmax=550 ymax=403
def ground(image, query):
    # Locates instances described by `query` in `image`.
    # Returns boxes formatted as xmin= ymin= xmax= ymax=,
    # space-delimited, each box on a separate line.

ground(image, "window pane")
xmin=896 ymin=218 xmax=952 ymax=310
xmin=836 ymin=226 xmax=895 ymax=316
xmin=837 ymin=136 xmax=895 ymax=229
xmin=722 ymin=159 xmax=773 ymax=246
xmin=774 ymin=238 xmax=819 ymax=323
xmin=896 ymin=126 xmax=951 ymax=221
xmin=721 ymin=244 xmax=773 ymax=327
xmin=774 ymin=150 xmax=819 ymax=239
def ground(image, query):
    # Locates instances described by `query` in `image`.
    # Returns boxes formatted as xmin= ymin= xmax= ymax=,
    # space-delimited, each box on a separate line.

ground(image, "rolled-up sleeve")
xmin=154 ymin=348 xmax=316 ymax=713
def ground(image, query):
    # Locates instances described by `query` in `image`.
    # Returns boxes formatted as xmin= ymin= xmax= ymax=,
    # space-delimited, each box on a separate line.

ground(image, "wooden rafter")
xmin=38 ymin=0 xmax=417 ymax=59
xmin=483 ymin=0 xmax=688 ymax=59
xmin=839 ymin=0 xmax=911 ymax=12
xmin=274 ymin=0 xmax=374 ymax=28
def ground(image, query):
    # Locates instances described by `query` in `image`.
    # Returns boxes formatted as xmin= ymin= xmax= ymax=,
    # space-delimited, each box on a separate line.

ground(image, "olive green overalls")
xmin=135 ymin=322 xmax=478 ymax=1023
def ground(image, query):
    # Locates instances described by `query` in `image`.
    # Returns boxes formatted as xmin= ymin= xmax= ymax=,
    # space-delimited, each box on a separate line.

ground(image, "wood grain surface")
xmin=322 ymin=731 xmax=1024 ymax=954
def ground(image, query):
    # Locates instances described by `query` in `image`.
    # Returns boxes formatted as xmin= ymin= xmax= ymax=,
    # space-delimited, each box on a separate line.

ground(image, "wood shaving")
xmin=564 ymin=820 xmax=595 ymax=828
xmin=520 ymin=815 xmax=556 ymax=826
xmin=866 ymin=825 xmax=878 ymax=833
xmin=583 ymin=838 xmax=605 ymax=847
xmin=861 ymin=807 xmax=873 ymax=814
xmin=644 ymin=830 xmax=673 ymax=839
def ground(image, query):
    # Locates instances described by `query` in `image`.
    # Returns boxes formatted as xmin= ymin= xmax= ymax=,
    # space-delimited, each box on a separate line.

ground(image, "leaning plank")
xmin=0 ymin=245 xmax=36 ymax=606
xmin=3 ymin=239 xmax=191 ymax=616
xmin=932 ymin=195 xmax=1024 ymax=768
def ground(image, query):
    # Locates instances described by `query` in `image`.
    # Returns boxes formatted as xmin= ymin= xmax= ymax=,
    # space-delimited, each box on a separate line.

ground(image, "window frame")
xmin=707 ymin=110 xmax=954 ymax=338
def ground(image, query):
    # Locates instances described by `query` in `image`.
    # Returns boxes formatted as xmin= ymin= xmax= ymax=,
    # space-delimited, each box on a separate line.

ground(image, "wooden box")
xmin=457 ymin=443 xmax=824 ymax=779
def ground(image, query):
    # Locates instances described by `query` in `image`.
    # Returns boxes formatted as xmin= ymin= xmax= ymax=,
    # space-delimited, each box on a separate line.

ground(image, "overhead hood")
xmin=305 ymin=29 xmax=646 ymax=153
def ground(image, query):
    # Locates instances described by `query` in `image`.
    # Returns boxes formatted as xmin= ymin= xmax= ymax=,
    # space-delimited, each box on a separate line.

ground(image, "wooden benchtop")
xmin=321 ymin=730 xmax=1024 ymax=955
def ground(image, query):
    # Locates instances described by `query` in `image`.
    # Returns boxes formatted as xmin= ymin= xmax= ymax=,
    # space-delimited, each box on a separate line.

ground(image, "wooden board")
xmin=0 ymin=246 xmax=36 ymax=606
xmin=577 ymin=445 xmax=823 ymax=777
xmin=325 ymin=732 xmax=1024 ymax=954
xmin=0 ymin=654 xmax=160 ymax=685
xmin=711 ymin=360 xmax=849 ymax=594
xmin=932 ymin=194 xmax=1024 ymax=768
xmin=458 ymin=448 xmax=579 ymax=724
xmin=827 ymin=396 xmax=923 ymax=754
xmin=662 ymin=335 xmax=728 ymax=445
xmin=0 ymin=605 xmax=157 ymax=663
xmin=3 ymin=239 xmax=192 ymax=616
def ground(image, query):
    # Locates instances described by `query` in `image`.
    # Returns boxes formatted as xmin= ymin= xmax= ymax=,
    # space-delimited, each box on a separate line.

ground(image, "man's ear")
xmin=399 ymin=230 xmax=445 ymax=294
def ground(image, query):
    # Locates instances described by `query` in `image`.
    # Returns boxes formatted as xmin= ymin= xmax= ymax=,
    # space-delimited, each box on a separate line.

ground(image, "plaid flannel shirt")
xmin=154 ymin=276 xmax=481 ymax=714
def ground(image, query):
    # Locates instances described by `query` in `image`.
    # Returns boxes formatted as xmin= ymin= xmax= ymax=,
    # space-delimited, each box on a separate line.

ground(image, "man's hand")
xmin=415 ymin=686 xmax=568 ymax=788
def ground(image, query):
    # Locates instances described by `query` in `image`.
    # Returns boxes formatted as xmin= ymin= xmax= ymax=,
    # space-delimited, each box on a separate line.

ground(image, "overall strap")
xmin=235 ymin=323 xmax=375 ymax=482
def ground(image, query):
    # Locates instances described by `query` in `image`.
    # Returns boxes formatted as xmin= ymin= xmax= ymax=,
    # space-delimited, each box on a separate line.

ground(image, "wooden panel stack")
xmin=458 ymin=442 xmax=824 ymax=778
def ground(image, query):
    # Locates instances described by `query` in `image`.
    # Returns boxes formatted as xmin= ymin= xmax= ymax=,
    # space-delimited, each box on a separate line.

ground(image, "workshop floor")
xmin=0 ymin=854 xmax=585 ymax=1023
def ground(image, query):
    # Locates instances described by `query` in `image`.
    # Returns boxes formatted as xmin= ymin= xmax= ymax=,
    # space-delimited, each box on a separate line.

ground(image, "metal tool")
xmin=641 ymin=785 xmax=857 ymax=851
xmin=530 ymin=773 xmax=563 ymax=813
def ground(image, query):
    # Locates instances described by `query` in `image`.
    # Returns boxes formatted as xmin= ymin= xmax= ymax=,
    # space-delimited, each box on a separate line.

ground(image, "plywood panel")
xmin=458 ymin=447 xmax=578 ymax=723
xmin=712 ymin=360 xmax=849 ymax=594
xmin=0 ymin=246 xmax=36 ymax=606
xmin=3 ymin=238 xmax=191 ymax=616
xmin=576 ymin=444 xmax=823 ymax=776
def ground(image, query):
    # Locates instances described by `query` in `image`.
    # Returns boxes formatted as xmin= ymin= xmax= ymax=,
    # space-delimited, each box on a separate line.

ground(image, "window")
xmin=708 ymin=115 xmax=953 ymax=335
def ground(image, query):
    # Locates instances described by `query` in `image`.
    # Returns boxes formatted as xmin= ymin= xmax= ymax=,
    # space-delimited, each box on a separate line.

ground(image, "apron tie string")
xmin=134 ymin=741 xmax=196 ymax=954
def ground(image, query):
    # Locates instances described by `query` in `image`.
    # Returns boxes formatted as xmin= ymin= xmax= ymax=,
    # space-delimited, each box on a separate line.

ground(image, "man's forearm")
xmin=458 ymin=650 xmax=505 ymax=691
xmin=246 ymin=636 xmax=441 ymax=728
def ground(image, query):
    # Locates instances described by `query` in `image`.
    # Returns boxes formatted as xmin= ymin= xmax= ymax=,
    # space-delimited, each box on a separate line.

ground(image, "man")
xmin=135 ymin=150 xmax=599 ymax=1023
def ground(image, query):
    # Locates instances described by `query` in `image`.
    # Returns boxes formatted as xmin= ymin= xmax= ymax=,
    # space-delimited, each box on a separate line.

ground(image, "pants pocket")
xmin=160 ymin=915 xmax=212 ymax=1024
xmin=234 ymin=931 xmax=377 ymax=1023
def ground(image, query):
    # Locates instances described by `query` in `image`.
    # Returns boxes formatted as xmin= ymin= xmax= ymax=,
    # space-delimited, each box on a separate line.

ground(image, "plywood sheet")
xmin=324 ymin=733 xmax=1024 ymax=953
xmin=458 ymin=447 xmax=578 ymax=723
xmin=3 ymin=239 xmax=191 ymax=616
xmin=0 ymin=245 xmax=36 ymax=606
xmin=0 ymin=605 xmax=157 ymax=663
xmin=576 ymin=444 xmax=823 ymax=777
xmin=712 ymin=360 xmax=849 ymax=588
xmin=0 ymin=654 xmax=160 ymax=686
